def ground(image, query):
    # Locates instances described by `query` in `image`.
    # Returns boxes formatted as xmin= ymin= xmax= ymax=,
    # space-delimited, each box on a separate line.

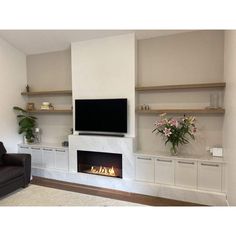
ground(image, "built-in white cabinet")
xmin=18 ymin=145 xmax=31 ymax=154
xmin=136 ymin=156 xmax=154 ymax=182
xmin=155 ymin=158 xmax=174 ymax=185
xmin=175 ymin=160 xmax=198 ymax=188
xmin=198 ymin=162 xmax=222 ymax=192
xmin=42 ymin=148 xmax=55 ymax=169
xmin=135 ymin=153 xmax=224 ymax=193
xmin=55 ymin=149 xmax=69 ymax=171
xmin=31 ymin=147 xmax=42 ymax=167
xmin=18 ymin=144 xmax=68 ymax=172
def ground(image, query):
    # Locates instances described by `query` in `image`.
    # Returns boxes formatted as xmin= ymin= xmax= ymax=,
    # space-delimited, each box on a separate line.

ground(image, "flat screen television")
xmin=75 ymin=98 xmax=127 ymax=134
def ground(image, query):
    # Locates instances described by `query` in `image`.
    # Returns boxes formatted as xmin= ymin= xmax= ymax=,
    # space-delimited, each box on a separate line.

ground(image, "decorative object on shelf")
xmin=26 ymin=85 xmax=30 ymax=92
xmin=34 ymin=127 xmax=41 ymax=143
xmin=62 ymin=141 xmax=69 ymax=147
xmin=13 ymin=106 xmax=37 ymax=144
xmin=26 ymin=102 xmax=35 ymax=111
xmin=40 ymin=102 xmax=54 ymax=110
xmin=209 ymin=93 xmax=220 ymax=108
xmin=152 ymin=113 xmax=197 ymax=156
xmin=140 ymin=104 xmax=150 ymax=110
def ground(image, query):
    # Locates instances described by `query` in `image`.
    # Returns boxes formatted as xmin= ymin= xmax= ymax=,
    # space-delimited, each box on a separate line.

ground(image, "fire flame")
xmin=90 ymin=166 xmax=116 ymax=176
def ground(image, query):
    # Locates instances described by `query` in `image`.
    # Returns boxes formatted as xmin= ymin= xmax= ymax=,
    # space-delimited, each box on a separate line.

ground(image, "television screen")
xmin=75 ymin=98 xmax=127 ymax=133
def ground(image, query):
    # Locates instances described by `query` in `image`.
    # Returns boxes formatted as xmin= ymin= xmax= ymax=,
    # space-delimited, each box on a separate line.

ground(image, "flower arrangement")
xmin=152 ymin=113 xmax=197 ymax=155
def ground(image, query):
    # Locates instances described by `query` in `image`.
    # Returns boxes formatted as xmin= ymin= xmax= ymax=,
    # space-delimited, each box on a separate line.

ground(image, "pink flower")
xmin=154 ymin=121 xmax=163 ymax=128
xmin=169 ymin=119 xmax=179 ymax=127
xmin=154 ymin=118 xmax=168 ymax=128
xmin=164 ymin=128 xmax=172 ymax=137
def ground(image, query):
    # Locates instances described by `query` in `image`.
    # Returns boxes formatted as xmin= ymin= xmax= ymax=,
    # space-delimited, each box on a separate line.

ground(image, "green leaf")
xmin=13 ymin=106 xmax=26 ymax=113
xmin=29 ymin=116 xmax=37 ymax=120
xmin=17 ymin=114 xmax=26 ymax=118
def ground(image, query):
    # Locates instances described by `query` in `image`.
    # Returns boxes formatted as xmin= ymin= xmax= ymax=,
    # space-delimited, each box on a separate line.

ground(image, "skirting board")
xmin=32 ymin=168 xmax=227 ymax=206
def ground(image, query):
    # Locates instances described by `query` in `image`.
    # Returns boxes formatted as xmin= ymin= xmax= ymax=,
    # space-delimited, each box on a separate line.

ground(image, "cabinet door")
xmin=42 ymin=148 xmax=55 ymax=169
xmin=31 ymin=147 xmax=42 ymax=168
xmin=155 ymin=158 xmax=174 ymax=185
xmin=175 ymin=160 xmax=197 ymax=188
xmin=55 ymin=149 xmax=68 ymax=171
xmin=198 ymin=162 xmax=222 ymax=192
xmin=18 ymin=146 xmax=31 ymax=154
xmin=136 ymin=156 xmax=154 ymax=183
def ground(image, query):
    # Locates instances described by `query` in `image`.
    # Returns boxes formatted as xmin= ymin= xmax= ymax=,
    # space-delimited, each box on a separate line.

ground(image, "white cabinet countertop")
xmin=134 ymin=151 xmax=225 ymax=163
xmin=18 ymin=143 xmax=68 ymax=149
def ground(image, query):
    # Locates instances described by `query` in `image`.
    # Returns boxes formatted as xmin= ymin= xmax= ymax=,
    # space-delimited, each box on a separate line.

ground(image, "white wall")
xmin=0 ymin=37 xmax=27 ymax=152
xmin=26 ymin=50 xmax=73 ymax=144
xmin=71 ymin=33 xmax=136 ymax=137
xmin=223 ymin=30 xmax=236 ymax=205
xmin=137 ymin=30 xmax=224 ymax=155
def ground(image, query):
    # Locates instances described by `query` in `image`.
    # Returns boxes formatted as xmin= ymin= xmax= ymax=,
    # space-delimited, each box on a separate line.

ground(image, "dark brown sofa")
xmin=0 ymin=142 xmax=31 ymax=198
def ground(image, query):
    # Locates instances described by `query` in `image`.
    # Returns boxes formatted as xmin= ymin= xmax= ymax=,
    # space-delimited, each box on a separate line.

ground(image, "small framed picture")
xmin=27 ymin=102 xmax=35 ymax=111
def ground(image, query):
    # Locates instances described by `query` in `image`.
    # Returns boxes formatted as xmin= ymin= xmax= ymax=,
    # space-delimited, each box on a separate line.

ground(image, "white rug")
xmin=0 ymin=184 xmax=143 ymax=206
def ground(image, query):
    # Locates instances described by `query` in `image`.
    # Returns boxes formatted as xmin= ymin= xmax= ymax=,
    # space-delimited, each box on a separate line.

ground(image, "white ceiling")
xmin=0 ymin=30 xmax=191 ymax=55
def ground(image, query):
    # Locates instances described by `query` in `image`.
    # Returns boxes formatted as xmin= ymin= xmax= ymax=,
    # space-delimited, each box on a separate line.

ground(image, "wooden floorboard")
xmin=31 ymin=176 xmax=203 ymax=206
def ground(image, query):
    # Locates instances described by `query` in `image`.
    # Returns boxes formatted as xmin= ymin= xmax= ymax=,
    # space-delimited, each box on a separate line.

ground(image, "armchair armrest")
xmin=2 ymin=153 xmax=31 ymax=186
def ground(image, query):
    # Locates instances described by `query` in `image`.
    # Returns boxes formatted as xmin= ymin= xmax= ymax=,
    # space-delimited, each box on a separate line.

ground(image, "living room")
xmin=1 ymin=1 xmax=236 ymax=235
xmin=0 ymin=29 xmax=232 ymax=205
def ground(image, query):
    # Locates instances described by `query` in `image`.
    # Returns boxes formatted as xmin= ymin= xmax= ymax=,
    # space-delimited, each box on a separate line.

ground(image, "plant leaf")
xmin=13 ymin=106 xmax=26 ymax=113
xmin=17 ymin=114 xmax=25 ymax=118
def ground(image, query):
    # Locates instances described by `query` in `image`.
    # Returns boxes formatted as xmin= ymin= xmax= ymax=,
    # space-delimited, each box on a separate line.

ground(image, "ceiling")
xmin=0 ymin=30 xmax=191 ymax=55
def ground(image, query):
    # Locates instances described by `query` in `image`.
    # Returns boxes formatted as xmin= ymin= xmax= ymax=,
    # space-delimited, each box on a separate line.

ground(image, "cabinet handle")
xmin=201 ymin=163 xmax=219 ymax=167
xmin=56 ymin=149 xmax=65 ymax=152
xmin=156 ymin=159 xmax=172 ymax=163
xmin=20 ymin=147 xmax=29 ymax=149
xmin=137 ymin=157 xmax=152 ymax=161
xmin=178 ymin=161 xmax=195 ymax=165
xmin=31 ymin=147 xmax=40 ymax=150
xmin=43 ymin=148 xmax=53 ymax=151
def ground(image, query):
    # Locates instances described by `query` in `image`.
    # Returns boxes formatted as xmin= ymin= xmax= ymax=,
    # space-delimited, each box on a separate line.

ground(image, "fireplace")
xmin=77 ymin=150 xmax=122 ymax=178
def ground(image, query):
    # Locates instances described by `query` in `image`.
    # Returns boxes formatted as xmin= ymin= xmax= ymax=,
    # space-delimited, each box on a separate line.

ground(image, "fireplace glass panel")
xmin=77 ymin=150 xmax=122 ymax=178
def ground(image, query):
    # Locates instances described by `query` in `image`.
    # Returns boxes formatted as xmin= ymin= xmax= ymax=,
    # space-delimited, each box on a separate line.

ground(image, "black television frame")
xmin=75 ymin=98 xmax=127 ymax=136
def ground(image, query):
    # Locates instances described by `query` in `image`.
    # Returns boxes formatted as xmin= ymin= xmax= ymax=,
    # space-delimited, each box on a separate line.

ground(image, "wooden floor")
xmin=31 ymin=176 xmax=203 ymax=206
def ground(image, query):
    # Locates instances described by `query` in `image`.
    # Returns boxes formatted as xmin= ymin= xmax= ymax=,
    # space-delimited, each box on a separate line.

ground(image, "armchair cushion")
xmin=0 ymin=166 xmax=24 ymax=185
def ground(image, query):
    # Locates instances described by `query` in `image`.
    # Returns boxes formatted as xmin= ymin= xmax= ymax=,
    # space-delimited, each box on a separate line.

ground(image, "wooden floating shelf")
xmin=21 ymin=90 xmax=72 ymax=96
xmin=27 ymin=109 xmax=72 ymax=114
xmin=136 ymin=108 xmax=225 ymax=114
xmin=135 ymin=82 xmax=226 ymax=91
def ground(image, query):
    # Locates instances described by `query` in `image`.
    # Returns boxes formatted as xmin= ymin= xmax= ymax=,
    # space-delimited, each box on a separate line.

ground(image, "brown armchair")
xmin=0 ymin=142 xmax=31 ymax=198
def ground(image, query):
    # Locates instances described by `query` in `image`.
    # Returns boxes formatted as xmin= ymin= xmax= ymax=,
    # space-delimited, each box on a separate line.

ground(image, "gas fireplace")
xmin=77 ymin=150 xmax=122 ymax=178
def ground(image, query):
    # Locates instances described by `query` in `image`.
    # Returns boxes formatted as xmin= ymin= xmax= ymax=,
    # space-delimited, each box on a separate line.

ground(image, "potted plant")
xmin=152 ymin=113 xmax=197 ymax=155
xmin=13 ymin=106 xmax=37 ymax=144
